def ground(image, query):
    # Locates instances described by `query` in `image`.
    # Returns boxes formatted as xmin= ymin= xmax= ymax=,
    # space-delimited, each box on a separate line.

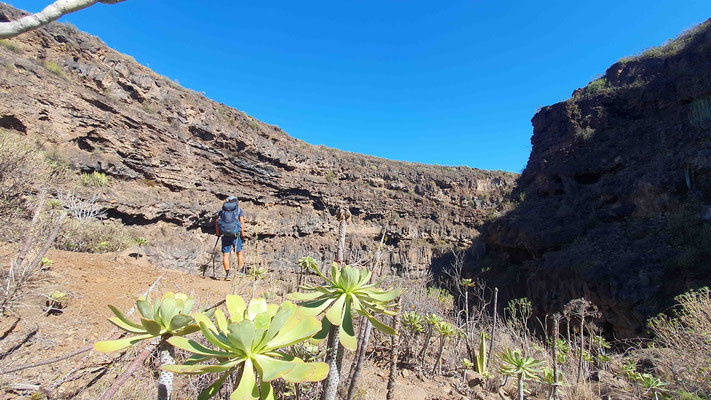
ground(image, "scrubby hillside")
xmin=0 ymin=3 xmax=515 ymax=275
xmin=478 ymin=19 xmax=711 ymax=338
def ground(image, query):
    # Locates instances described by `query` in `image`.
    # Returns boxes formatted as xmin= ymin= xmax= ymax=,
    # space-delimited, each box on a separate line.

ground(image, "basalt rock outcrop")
xmin=476 ymin=20 xmax=711 ymax=337
xmin=0 ymin=4 xmax=515 ymax=274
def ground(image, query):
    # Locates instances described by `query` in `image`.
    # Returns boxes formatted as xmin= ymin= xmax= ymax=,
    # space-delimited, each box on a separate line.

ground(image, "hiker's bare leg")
xmin=237 ymin=250 xmax=244 ymax=273
xmin=222 ymin=253 xmax=230 ymax=272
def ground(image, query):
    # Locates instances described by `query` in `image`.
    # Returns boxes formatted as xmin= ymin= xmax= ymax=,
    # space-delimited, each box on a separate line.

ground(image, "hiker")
xmin=215 ymin=195 xmax=245 ymax=279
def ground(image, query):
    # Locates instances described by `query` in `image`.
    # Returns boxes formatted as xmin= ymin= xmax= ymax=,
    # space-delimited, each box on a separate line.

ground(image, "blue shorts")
xmin=221 ymin=235 xmax=242 ymax=254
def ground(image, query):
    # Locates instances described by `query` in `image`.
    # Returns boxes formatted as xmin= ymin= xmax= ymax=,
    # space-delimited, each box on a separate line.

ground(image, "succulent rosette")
xmin=163 ymin=295 xmax=329 ymax=400
xmin=287 ymin=258 xmax=401 ymax=350
xmin=94 ymin=292 xmax=199 ymax=352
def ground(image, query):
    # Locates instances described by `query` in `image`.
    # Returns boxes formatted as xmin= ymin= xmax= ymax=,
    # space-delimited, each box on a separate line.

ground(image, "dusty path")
xmin=1 ymin=246 xmax=241 ymax=350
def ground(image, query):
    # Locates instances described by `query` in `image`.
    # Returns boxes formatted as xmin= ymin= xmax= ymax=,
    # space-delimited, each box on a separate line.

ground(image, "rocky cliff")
xmin=478 ymin=20 xmax=711 ymax=337
xmin=0 ymin=4 xmax=515 ymax=274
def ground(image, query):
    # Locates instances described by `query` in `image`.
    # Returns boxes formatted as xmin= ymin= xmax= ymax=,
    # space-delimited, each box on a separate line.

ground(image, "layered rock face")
xmin=0 ymin=4 xmax=515 ymax=274
xmin=479 ymin=20 xmax=711 ymax=337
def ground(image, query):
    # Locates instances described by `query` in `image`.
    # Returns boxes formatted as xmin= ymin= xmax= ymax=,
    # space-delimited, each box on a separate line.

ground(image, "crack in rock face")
xmin=0 ymin=114 xmax=27 ymax=133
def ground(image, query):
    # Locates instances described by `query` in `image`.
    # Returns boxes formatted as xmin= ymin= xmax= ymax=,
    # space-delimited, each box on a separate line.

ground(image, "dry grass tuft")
xmin=647 ymin=287 xmax=711 ymax=396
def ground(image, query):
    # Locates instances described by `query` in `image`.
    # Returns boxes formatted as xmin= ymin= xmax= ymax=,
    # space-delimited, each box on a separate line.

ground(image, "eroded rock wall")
xmin=479 ymin=19 xmax=711 ymax=337
xmin=0 ymin=4 xmax=516 ymax=274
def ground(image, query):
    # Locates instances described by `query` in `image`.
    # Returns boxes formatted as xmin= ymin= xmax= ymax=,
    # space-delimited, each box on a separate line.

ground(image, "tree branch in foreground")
xmin=0 ymin=0 xmax=127 ymax=39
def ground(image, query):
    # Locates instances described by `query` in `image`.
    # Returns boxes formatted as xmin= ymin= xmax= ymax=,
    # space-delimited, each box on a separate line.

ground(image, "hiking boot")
xmin=224 ymin=269 xmax=231 ymax=280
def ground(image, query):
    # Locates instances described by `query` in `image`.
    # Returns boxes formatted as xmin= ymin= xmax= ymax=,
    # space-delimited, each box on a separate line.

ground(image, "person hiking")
xmin=215 ymin=195 xmax=245 ymax=280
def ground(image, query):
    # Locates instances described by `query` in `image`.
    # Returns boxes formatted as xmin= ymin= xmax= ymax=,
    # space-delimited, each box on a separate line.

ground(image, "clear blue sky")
xmin=13 ymin=1 xmax=711 ymax=172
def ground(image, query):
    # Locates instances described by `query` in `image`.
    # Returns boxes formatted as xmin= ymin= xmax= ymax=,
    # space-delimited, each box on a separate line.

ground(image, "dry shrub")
xmin=647 ymin=287 xmax=711 ymax=396
xmin=400 ymin=274 xmax=453 ymax=317
xmin=1 ymin=196 xmax=66 ymax=315
xmin=56 ymin=218 xmax=133 ymax=253
xmin=0 ymin=133 xmax=51 ymax=229
xmin=565 ymin=381 xmax=598 ymax=400
xmin=0 ymin=133 xmax=75 ymax=243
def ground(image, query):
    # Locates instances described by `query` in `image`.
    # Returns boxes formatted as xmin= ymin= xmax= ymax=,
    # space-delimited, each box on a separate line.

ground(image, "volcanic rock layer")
xmin=0 ymin=3 xmax=515 ymax=274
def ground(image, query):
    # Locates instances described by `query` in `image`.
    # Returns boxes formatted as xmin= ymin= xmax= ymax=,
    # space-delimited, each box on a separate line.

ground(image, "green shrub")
xmin=64 ymin=22 xmax=79 ymax=34
xmin=0 ymin=39 xmax=22 ymax=53
xmin=140 ymin=100 xmax=157 ymax=114
xmin=622 ymin=21 xmax=709 ymax=62
xmin=676 ymin=392 xmax=704 ymax=400
xmin=585 ymin=77 xmax=610 ymax=96
xmin=216 ymin=104 xmax=231 ymax=122
xmin=505 ymin=298 xmax=532 ymax=328
xmin=325 ymin=170 xmax=336 ymax=183
xmin=427 ymin=286 xmax=454 ymax=310
xmin=43 ymin=61 xmax=66 ymax=78
xmin=81 ymin=171 xmax=109 ymax=187
xmin=575 ymin=126 xmax=595 ymax=140
xmin=56 ymin=219 xmax=133 ymax=253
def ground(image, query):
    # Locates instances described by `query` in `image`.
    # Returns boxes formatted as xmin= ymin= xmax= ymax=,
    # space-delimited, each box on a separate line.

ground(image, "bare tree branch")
xmin=13 ymin=193 xmax=45 ymax=271
xmin=98 ymin=339 xmax=159 ymax=400
xmin=0 ymin=0 xmax=127 ymax=39
xmin=0 ymin=344 xmax=93 ymax=376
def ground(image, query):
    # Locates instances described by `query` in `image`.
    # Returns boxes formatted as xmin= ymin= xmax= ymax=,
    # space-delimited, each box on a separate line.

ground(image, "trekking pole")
xmin=236 ymin=237 xmax=243 ymax=274
xmin=206 ymin=235 xmax=219 ymax=278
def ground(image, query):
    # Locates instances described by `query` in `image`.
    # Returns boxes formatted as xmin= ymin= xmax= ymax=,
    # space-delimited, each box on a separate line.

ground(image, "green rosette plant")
xmin=287 ymin=259 xmax=401 ymax=350
xmin=498 ymin=348 xmax=544 ymax=400
xmin=94 ymin=292 xmax=199 ymax=399
xmin=402 ymin=311 xmax=425 ymax=334
xmin=288 ymin=258 xmax=401 ymax=400
xmin=163 ymin=295 xmax=329 ymax=400
xmin=401 ymin=311 xmax=425 ymax=363
xmin=432 ymin=320 xmax=459 ymax=374
xmin=419 ymin=313 xmax=444 ymax=366
xmin=94 ymin=292 xmax=199 ymax=352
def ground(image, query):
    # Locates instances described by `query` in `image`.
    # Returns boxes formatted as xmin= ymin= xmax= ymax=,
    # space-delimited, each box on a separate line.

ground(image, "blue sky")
xmin=13 ymin=1 xmax=711 ymax=172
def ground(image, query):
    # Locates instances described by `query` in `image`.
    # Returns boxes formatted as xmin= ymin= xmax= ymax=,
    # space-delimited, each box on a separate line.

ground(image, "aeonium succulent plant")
xmin=434 ymin=320 xmax=460 ymax=338
xmin=402 ymin=311 xmax=425 ymax=334
xmin=162 ymin=295 xmax=329 ymax=400
xmin=287 ymin=258 xmax=401 ymax=350
xmin=94 ymin=292 xmax=199 ymax=352
xmin=426 ymin=313 xmax=444 ymax=327
xmin=498 ymin=348 xmax=544 ymax=400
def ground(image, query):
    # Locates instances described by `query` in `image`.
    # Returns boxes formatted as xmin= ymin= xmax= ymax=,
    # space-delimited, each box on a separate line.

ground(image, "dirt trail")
xmin=1 ymin=245 xmax=237 ymax=349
